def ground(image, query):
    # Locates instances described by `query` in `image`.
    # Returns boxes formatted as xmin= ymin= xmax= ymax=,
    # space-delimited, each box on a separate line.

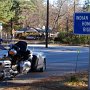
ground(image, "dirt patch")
xmin=1 ymin=72 xmax=88 ymax=90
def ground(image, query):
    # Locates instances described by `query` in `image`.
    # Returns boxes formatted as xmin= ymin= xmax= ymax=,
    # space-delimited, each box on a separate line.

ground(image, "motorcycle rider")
xmin=8 ymin=41 xmax=30 ymax=65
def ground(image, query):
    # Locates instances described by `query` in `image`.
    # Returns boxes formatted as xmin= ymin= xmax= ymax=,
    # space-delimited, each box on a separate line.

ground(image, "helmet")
xmin=9 ymin=49 xmax=17 ymax=56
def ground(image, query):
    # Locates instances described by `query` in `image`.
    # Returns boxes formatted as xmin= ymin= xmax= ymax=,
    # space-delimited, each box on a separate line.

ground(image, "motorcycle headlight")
xmin=9 ymin=49 xmax=17 ymax=56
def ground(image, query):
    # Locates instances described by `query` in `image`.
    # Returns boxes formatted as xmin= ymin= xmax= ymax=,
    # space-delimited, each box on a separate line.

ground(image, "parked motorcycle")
xmin=0 ymin=41 xmax=32 ymax=80
xmin=0 ymin=41 xmax=46 ymax=80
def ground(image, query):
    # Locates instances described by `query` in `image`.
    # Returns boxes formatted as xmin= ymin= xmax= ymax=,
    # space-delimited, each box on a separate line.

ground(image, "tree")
xmin=11 ymin=0 xmax=20 ymax=22
xmin=0 ymin=0 xmax=15 ymax=23
xmin=0 ymin=0 xmax=21 ymax=33
xmin=52 ymin=0 xmax=67 ymax=32
xmin=18 ymin=0 xmax=40 ymax=27
xmin=13 ymin=0 xmax=47 ymax=28
xmin=53 ymin=0 xmax=82 ymax=33
xmin=33 ymin=0 xmax=46 ymax=28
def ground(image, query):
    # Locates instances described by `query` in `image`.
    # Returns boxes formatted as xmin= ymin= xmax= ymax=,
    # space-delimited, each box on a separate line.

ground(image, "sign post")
xmin=74 ymin=12 xmax=90 ymax=90
xmin=89 ymin=41 xmax=90 ymax=90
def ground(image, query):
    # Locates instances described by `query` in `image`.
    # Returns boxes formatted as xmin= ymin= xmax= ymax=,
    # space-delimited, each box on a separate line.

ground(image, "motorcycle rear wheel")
xmin=31 ymin=55 xmax=38 ymax=71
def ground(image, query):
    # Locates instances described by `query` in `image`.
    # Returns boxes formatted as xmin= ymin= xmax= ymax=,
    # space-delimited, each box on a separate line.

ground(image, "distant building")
xmin=16 ymin=27 xmax=52 ymax=35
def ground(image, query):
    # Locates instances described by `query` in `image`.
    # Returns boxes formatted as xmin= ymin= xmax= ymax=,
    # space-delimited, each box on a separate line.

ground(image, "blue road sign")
xmin=74 ymin=13 xmax=90 ymax=34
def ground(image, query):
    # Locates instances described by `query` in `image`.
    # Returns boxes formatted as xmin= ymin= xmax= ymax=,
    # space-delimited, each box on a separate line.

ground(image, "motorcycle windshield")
xmin=0 ymin=45 xmax=8 ymax=58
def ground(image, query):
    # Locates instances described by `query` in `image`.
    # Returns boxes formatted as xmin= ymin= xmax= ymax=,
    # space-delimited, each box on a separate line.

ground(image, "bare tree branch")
xmin=52 ymin=0 xmax=67 ymax=30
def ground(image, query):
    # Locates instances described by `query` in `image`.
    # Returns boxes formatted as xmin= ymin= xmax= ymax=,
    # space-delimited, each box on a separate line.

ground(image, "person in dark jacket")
xmin=15 ymin=41 xmax=30 ymax=60
xmin=15 ymin=41 xmax=27 ymax=51
xmin=9 ymin=41 xmax=30 ymax=64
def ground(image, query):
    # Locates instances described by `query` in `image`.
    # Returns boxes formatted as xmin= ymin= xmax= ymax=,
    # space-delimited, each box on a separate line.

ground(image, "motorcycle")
xmin=0 ymin=41 xmax=32 ymax=80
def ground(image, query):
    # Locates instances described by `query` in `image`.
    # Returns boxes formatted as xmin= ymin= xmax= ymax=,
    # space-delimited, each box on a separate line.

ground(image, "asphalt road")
xmin=0 ymin=44 xmax=89 ymax=87
xmin=16 ymin=44 xmax=89 ymax=79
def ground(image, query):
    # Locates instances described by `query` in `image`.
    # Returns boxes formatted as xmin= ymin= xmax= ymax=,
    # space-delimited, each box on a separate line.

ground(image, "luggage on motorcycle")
xmin=15 ymin=41 xmax=27 ymax=52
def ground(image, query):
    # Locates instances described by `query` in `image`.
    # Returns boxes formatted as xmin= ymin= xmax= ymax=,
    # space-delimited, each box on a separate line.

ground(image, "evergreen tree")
xmin=0 ymin=0 xmax=15 ymax=23
xmin=11 ymin=0 xmax=20 ymax=21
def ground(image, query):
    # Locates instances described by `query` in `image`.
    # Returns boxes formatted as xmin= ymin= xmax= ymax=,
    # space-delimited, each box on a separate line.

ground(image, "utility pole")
xmin=46 ymin=0 xmax=49 ymax=48
xmin=74 ymin=0 xmax=75 ymax=13
xmin=11 ymin=18 xmax=13 ymax=40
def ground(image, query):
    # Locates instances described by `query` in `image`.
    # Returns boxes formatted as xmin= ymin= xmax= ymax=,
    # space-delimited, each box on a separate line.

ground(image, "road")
xmin=0 ymin=44 xmax=89 ymax=87
xmin=16 ymin=44 xmax=89 ymax=79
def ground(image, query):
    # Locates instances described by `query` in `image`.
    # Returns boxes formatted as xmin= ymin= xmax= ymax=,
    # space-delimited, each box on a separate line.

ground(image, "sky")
xmin=49 ymin=0 xmax=55 ymax=3
xmin=49 ymin=0 xmax=85 ymax=4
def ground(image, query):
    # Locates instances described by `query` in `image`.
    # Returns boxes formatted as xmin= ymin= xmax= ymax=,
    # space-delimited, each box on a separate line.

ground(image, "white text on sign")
xmin=76 ymin=16 xmax=88 ymax=20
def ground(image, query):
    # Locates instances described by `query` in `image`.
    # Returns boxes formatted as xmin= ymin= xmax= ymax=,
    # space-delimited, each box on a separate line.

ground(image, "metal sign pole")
xmin=74 ymin=12 xmax=90 ymax=90
xmin=75 ymin=49 xmax=80 ymax=73
xmin=88 ymin=39 xmax=90 ymax=90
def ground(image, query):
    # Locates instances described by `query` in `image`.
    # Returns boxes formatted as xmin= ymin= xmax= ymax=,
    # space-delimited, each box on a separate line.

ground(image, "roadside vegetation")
xmin=54 ymin=32 xmax=90 ymax=45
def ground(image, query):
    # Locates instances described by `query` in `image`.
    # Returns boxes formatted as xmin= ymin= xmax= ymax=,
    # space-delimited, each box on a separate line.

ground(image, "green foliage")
xmin=19 ymin=0 xmax=36 ymax=12
xmin=0 ymin=0 xmax=21 ymax=33
xmin=0 ymin=0 xmax=15 ymax=23
xmin=54 ymin=32 xmax=89 ymax=45
xmin=11 ymin=0 xmax=21 ymax=29
xmin=12 ymin=0 xmax=20 ymax=17
xmin=1 ymin=0 xmax=45 ymax=33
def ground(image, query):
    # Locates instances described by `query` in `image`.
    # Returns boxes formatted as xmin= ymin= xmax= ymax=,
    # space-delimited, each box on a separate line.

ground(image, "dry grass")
xmin=1 ymin=72 xmax=88 ymax=90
